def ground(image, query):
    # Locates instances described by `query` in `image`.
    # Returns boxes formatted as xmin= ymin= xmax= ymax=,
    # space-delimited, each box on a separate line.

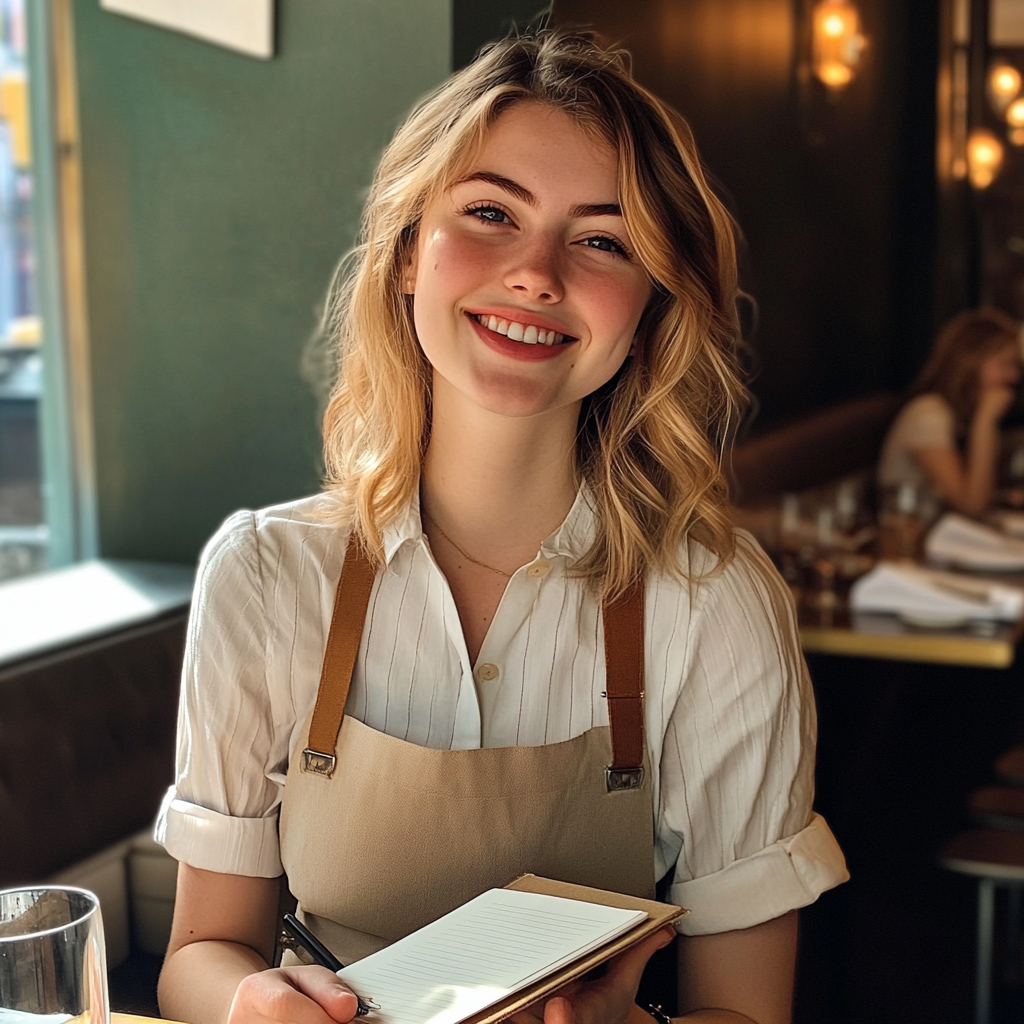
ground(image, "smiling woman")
xmin=155 ymin=29 xmax=847 ymax=1024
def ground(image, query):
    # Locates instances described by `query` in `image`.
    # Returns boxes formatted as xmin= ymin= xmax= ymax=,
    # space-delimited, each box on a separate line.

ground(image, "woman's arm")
xmin=912 ymin=386 xmax=1016 ymax=515
xmin=159 ymin=864 xmax=361 ymax=1024
xmin=674 ymin=911 xmax=797 ymax=1024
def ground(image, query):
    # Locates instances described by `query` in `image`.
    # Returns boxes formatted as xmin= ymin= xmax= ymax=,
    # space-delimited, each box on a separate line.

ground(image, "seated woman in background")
xmin=878 ymin=308 xmax=1021 ymax=516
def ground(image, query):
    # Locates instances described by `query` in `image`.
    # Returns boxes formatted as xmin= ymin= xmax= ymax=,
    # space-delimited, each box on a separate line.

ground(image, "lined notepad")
xmin=335 ymin=888 xmax=648 ymax=1024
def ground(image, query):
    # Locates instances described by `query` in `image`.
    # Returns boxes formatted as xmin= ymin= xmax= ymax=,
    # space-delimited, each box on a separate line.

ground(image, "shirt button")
xmin=476 ymin=663 xmax=500 ymax=682
xmin=527 ymin=559 xmax=551 ymax=578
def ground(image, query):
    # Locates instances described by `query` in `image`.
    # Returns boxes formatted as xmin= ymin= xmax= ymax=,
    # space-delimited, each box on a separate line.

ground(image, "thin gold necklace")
xmin=422 ymin=509 xmax=513 ymax=579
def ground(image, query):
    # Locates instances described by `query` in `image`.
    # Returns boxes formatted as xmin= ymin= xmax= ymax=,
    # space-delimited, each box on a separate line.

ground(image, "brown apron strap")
xmin=300 ymin=538 xmax=376 ymax=778
xmin=602 ymin=581 xmax=646 ymax=792
xmin=303 ymin=538 xmax=646 ymax=790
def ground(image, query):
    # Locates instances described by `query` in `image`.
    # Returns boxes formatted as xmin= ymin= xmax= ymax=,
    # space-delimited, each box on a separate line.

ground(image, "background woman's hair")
xmin=320 ymin=29 xmax=748 ymax=597
xmin=909 ymin=308 xmax=1020 ymax=434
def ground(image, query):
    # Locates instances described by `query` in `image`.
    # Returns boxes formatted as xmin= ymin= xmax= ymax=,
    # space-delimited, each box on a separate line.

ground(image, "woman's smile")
xmin=466 ymin=310 xmax=578 ymax=363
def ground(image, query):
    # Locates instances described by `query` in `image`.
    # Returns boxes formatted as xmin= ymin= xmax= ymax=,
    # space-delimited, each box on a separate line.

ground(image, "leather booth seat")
xmin=730 ymin=392 xmax=902 ymax=507
xmin=0 ymin=614 xmax=186 ymax=888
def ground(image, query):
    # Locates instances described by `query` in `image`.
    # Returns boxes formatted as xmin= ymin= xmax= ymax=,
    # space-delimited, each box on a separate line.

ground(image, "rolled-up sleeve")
xmin=659 ymin=535 xmax=849 ymax=935
xmin=154 ymin=510 xmax=286 ymax=877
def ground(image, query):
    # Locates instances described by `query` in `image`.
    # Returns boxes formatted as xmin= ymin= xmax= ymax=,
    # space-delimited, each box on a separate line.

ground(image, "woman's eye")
xmin=581 ymin=235 xmax=629 ymax=257
xmin=465 ymin=204 xmax=511 ymax=224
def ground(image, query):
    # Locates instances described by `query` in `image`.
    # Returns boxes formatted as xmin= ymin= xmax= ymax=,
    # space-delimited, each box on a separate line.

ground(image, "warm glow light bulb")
xmin=822 ymin=13 xmax=846 ymax=36
xmin=812 ymin=1 xmax=864 ymax=91
xmin=1007 ymin=98 xmax=1024 ymax=127
xmin=818 ymin=61 xmax=854 ymax=87
xmin=967 ymin=128 xmax=1004 ymax=188
xmin=989 ymin=62 xmax=1022 ymax=113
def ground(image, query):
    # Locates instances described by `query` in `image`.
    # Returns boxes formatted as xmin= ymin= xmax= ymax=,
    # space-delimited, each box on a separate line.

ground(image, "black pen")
xmin=282 ymin=912 xmax=380 ymax=1016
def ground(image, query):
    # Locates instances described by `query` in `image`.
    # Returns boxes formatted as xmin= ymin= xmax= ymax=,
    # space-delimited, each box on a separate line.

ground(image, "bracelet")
xmin=645 ymin=1004 xmax=673 ymax=1024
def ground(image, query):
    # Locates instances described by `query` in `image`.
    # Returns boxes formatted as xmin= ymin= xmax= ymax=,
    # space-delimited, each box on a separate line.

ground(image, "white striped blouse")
xmin=156 ymin=489 xmax=848 ymax=935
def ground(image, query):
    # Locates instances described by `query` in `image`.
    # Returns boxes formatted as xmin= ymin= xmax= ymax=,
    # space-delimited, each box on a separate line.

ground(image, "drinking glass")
xmin=776 ymin=493 xmax=809 ymax=599
xmin=878 ymin=482 xmax=929 ymax=561
xmin=0 ymin=887 xmax=109 ymax=1024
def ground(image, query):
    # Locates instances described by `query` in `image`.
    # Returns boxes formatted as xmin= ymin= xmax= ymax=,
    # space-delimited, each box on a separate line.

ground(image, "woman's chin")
xmin=434 ymin=368 xmax=577 ymax=422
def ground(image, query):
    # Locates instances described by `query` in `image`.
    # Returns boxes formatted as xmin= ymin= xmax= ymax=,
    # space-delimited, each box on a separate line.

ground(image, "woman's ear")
xmin=402 ymin=248 xmax=419 ymax=295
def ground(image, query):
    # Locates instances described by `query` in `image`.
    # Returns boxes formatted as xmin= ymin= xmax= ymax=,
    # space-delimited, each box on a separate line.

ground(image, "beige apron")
xmin=279 ymin=540 xmax=655 ymax=965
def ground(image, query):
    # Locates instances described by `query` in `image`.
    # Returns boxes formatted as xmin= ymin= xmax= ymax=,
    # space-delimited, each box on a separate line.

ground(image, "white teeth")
xmin=474 ymin=314 xmax=567 ymax=346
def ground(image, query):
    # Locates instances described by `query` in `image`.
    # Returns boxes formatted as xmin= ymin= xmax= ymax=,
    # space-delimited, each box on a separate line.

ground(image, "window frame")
xmin=26 ymin=0 xmax=97 ymax=567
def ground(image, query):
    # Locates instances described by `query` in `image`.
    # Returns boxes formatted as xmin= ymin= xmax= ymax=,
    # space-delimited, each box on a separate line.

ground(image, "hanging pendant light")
xmin=967 ymin=128 xmax=1004 ymax=188
xmin=812 ymin=0 xmax=866 ymax=90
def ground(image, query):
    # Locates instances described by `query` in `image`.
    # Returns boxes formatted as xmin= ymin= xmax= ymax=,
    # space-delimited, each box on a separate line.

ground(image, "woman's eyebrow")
xmin=570 ymin=203 xmax=622 ymax=218
xmin=453 ymin=172 xmax=622 ymax=218
xmin=455 ymin=171 xmax=536 ymax=204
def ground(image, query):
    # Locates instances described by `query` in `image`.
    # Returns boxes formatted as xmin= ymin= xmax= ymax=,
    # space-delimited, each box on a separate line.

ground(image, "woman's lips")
xmin=466 ymin=312 xmax=577 ymax=362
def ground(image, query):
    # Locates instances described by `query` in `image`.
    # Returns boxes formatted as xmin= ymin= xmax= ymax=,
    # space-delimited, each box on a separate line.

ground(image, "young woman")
xmin=156 ymin=31 xmax=847 ymax=1024
xmin=879 ymin=308 xmax=1021 ymax=516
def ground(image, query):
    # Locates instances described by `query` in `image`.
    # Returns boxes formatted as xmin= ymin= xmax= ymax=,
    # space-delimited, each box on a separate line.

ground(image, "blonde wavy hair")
xmin=321 ymin=30 xmax=748 ymax=597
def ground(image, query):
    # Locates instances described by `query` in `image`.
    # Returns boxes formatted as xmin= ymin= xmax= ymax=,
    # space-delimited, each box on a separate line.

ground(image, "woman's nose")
xmin=503 ymin=239 xmax=564 ymax=302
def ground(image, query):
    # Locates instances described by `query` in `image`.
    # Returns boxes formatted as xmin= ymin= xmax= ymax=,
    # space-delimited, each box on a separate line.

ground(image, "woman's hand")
xmin=227 ymin=965 xmax=363 ymax=1024
xmin=976 ymin=384 xmax=1017 ymax=423
xmin=511 ymin=926 xmax=676 ymax=1024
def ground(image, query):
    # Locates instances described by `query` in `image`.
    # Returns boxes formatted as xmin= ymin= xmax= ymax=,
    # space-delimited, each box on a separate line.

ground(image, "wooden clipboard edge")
xmin=460 ymin=874 xmax=689 ymax=1024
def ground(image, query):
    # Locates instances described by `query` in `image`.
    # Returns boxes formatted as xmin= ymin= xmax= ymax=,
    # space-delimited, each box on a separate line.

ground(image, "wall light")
xmin=989 ymin=61 xmax=1022 ymax=113
xmin=812 ymin=0 xmax=866 ymax=90
xmin=967 ymin=128 xmax=1004 ymax=188
xmin=1007 ymin=98 xmax=1024 ymax=145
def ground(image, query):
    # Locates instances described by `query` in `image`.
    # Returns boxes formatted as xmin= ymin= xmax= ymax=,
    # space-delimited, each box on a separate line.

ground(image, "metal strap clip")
xmin=605 ymin=766 xmax=645 ymax=792
xmin=301 ymin=748 xmax=337 ymax=778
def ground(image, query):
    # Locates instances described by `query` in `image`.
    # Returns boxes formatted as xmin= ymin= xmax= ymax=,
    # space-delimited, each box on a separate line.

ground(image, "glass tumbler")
xmin=0 ymin=887 xmax=109 ymax=1024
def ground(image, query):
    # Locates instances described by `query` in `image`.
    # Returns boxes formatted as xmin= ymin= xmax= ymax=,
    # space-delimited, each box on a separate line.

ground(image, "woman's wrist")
xmin=630 ymin=1003 xmax=666 ymax=1024
xmin=633 ymin=1005 xmax=760 ymax=1023
xmin=640 ymin=1004 xmax=674 ymax=1024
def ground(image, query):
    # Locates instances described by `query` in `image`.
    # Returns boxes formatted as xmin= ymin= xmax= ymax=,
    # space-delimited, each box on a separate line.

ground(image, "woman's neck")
xmin=420 ymin=384 xmax=580 ymax=565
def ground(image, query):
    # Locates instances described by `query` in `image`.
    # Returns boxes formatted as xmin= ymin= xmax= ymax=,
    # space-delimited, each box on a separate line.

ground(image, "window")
xmin=0 ymin=0 xmax=94 ymax=585
xmin=0 ymin=0 xmax=43 ymax=582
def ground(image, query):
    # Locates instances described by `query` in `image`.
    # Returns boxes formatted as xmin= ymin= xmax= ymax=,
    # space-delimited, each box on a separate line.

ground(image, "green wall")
xmin=72 ymin=0 xmax=451 ymax=563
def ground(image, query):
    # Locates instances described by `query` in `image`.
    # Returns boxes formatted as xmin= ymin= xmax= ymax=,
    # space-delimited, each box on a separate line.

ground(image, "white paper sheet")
xmin=926 ymin=513 xmax=1024 ymax=571
xmin=336 ymin=888 xmax=647 ymax=1024
xmin=850 ymin=559 xmax=1024 ymax=621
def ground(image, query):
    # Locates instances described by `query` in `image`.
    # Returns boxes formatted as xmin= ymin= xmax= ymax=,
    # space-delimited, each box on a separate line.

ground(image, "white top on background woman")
xmin=157 ymin=30 xmax=847 ymax=1024
xmin=879 ymin=308 xmax=1021 ymax=515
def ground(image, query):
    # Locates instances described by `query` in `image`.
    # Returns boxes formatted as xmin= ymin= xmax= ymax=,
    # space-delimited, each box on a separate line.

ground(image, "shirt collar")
xmin=382 ymin=489 xmax=425 ymax=565
xmin=540 ymin=485 xmax=596 ymax=560
xmin=380 ymin=482 xmax=597 ymax=566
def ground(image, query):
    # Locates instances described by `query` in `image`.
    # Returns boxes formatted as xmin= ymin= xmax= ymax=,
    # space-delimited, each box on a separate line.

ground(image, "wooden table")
xmin=799 ymin=603 xmax=1024 ymax=668
xmin=114 ymin=1016 xmax=180 ymax=1024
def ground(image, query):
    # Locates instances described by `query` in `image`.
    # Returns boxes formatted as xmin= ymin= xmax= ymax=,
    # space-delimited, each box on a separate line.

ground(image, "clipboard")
xmin=460 ymin=874 xmax=688 ymax=1024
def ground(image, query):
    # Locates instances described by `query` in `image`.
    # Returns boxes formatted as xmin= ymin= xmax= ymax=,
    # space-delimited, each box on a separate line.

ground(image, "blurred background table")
xmin=798 ymin=604 xmax=1024 ymax=668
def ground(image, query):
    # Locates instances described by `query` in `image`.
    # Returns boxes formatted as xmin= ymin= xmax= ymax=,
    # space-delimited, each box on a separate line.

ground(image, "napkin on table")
xmin=850 ymin=560 xmax=1024 ymax=622
xmin=924 ymin=513 xmax=1024 ymax=571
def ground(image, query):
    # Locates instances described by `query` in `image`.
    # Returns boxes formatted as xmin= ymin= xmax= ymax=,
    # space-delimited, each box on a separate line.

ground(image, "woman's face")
xmin=979 ymin=342 xmax=1022 ymax=389
xmin=406 ymin=101 xmax=653 ymax=422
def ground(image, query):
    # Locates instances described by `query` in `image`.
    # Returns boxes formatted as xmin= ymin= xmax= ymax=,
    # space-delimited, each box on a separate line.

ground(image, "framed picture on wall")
xmin=99 ymin=0 xmax=275 ymax=59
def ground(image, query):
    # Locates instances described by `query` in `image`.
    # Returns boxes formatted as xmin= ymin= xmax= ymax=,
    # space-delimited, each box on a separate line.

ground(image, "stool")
xmin=994 ymin=746 xmax=1024 ymax=786
xmin=939 ymin=829 xmax=1024 ymax=1024
xmin=970 ymin=787 xmax=1024 ymax=832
